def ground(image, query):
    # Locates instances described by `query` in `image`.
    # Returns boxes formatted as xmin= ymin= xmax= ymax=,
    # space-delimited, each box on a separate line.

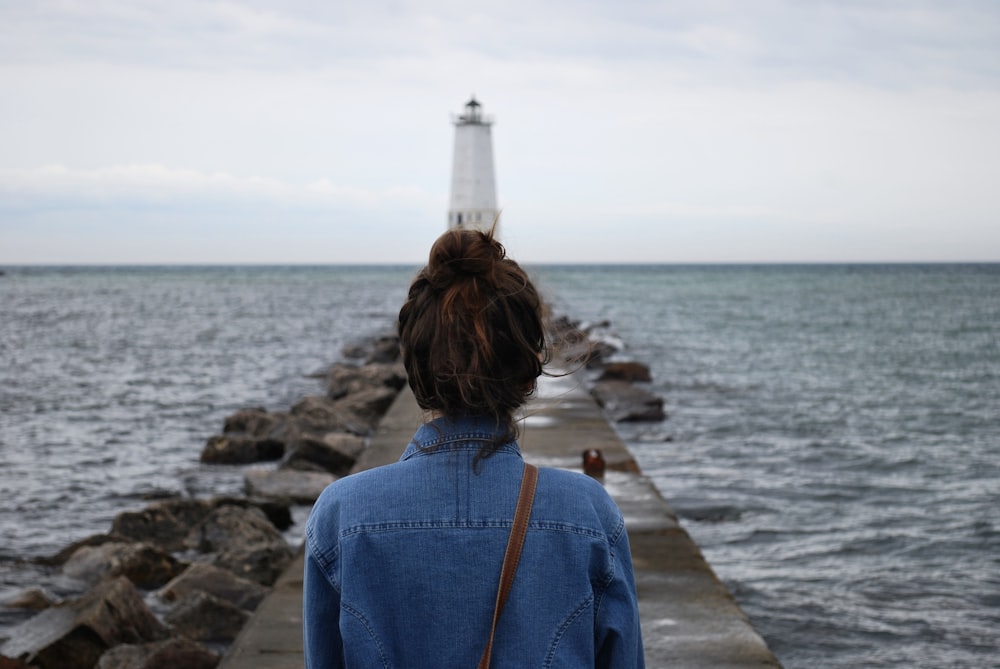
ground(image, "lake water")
xmin=2 ymin=263 xmax=998 ymax=668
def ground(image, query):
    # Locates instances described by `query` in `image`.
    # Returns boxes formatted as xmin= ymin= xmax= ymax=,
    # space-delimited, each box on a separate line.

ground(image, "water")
xmin=2 ymin=263 xmax=998 ymax=668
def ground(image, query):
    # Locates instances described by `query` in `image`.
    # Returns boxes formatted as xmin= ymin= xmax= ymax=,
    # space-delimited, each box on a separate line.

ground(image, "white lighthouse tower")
xmin=448 ymin=97 xmax=498 ymax=233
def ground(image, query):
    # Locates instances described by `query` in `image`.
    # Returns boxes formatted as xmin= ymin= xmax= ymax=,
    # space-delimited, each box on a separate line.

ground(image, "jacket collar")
xmin=400 ymin=415 xmax=521 ymax=461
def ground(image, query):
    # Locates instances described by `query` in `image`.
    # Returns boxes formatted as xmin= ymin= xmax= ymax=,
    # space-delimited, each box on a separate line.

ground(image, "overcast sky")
xmin=1 ymin=1 xmax=998 ymax=264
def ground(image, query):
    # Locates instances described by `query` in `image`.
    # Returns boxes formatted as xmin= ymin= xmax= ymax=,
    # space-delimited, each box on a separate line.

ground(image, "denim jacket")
xmin=304 ymin=416 xmax=644 ymax=668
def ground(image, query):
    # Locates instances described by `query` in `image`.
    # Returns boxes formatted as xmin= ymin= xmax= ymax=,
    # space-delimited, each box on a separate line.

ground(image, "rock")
xmin=0 ymin=657 xmax=34 ymax=669
xmin=164 ymin=591 xmax=249 ymax=643
xmin=221 ymin=407 xmax=289 ymax=438
xmin=244 ymin=468 xmax=335 ymax=504
xmin=158 ymin=563 xmax=268 ymax=611
xmin=209 ymin=496 xmax=293 ymax=531
xmin=282 ymin=432 xmax=364 ymax=474
xmin=0 ymin=576 xmax=167 ymax=669
xmin=36 ymin=534 xmax=122 ymax=567
xmin=96 ymin=638 xmax=219 ymax=669
xmin=112 ymin=507 xmax=188 ymax=553
xmin=596 ymin=361 xmax=652 ymax=383
xmin=187 ymin=505 xmax=294 ymax=586
xmin=290 ymin=396 xmax=370 ymax=435
xmin=199 ymin=434 xmax=285 ymax=464
xmin=334 ymin=386 xmax=398 ymax=427
xmin=213 ymin=541 xmax=295 ymax=587
xmin=2 ymin=587 xmax=55 ymax=610
xmin=366 ymin=334 xmax=401 ymax=363
xmin=62 ymin=542 xmax=186 ymax=589
xmin=325 ymin=362 xmax=407 ymax=399
xmin=591 ymin=380 xmax=666 ymax=422
xmin=188 ymin=505 xmax=285 ymax=554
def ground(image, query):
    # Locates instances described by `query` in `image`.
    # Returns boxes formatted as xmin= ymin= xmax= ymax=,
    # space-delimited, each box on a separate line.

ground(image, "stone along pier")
xmin=219 ymin=369 xmax=782 ymax=669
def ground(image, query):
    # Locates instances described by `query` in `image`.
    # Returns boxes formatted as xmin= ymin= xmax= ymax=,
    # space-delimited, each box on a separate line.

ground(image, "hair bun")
xmin=426 ymin=229 xmax=505 ymax=287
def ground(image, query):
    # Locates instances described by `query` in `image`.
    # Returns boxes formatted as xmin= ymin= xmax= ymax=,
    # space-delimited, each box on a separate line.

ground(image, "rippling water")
xmin=536 ymin=264 xmax=1000 ymax=669
xmin=2 ymin=263 xmax=998 ymax=667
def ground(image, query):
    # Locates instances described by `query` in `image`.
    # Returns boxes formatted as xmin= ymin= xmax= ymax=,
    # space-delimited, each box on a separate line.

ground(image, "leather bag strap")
xmin=477 ymin=463 xmax=538 ymax=669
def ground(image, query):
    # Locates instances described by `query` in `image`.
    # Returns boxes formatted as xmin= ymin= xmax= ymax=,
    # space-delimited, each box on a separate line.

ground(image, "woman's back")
xmin=304 ymin=417 xmax=643 ymax=668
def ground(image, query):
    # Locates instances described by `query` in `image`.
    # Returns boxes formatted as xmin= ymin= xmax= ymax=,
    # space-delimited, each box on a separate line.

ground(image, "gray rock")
xmin=62 ymin=542 xmax=185 ymax=589
xmin=188 ymin=505 xmax=285 ymax=554
xmin=290 ymin=396 xmax=370 ymax=435
xmin=0 ymin=576 xmax=167 ymax=669
xmin=158 ymin=563 xmax=268 ymax=611
xmin=334 ymin=386 xmax=398 ymax=427
xmin=213 ymin=541 xmax=295 ymax=587
xmin=2 ymin=587 xmax=55 ymax=610
xmin=325 ymin=362 xmax=407 ymax=399
xmin=164 ymin=591 xmax=249 ymax=643
xmin=96 ymin=638 xmax=219 ymax=669
xmin=282 ymin=432 xmax=364 ymax=475
xmin=244 ymin=468 xmax=336 ymax=504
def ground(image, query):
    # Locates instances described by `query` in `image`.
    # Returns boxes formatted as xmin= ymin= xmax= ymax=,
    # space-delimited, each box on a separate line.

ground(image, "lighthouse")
xmin=447 ymin=97 xmax=498 ymax=233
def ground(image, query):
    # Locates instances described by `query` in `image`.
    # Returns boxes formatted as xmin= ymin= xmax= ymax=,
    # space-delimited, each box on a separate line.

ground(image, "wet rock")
xmin=199 ymin=434 xmax=285 ymax=464
xmin=2 ymin=587 xmax=55 ymax=610
xmin=62 ymin=542 xmax=186 ymax=589
xmin=596 ymin=361 xmax=652 ymax=383
xmin=0 ymin=576 xmax=167 ymax=669
xmin=282 ymin=432 xmax=364 ymax=474
xmin=244 ymin=468 xmax=335 ymax=504
xmin=96 ymin=638 xmax=219 ymax=669
xmin=158 ymin=563 xmax=268 ymax=612
xmin=164 ymin=591 xmax=249 ymax=643
xmin=591 ymin=380 xmax=666 ymax=422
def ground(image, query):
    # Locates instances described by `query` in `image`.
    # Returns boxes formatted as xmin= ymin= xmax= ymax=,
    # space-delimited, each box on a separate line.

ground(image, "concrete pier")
xmin=219 ymin=372 xmax=782 ymax=668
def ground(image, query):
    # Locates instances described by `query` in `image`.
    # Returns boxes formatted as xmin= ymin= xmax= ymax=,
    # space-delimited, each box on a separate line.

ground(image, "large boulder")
xmin=189 ymin=505 xmax=294 ymax=585
xmin=282 ymin=432 xmax=364 ymax=474
xmin=213 ymin=541 xmax=295 ymax=587
xmin=199 ymin=434 xmax=285 ymax=464
xmin=0 ymin=576 xmax=167 ymax=669
xmin=158 ymin=563 xmax=268 ymax=612
xmin=188 ymin=505 xmax=285 ymax=554
xmin=62 ymin=542 xmax=185 ymax=589
xmin=96 ymin=638 xmax=219 ymax=669
xmin=591 ymin=381 xmax=666 ymax=422
xmin=208 ymin=496 xmax=293 ymax=531
xmin=366 ymin=334 xmax=401 ymax=363
xmin=164 ymin=592 xmax=249 ymax=643
xmin=244 ymin=468 xmax=336 ymax=504
xmin=334 ymin=386 xmax=398 ymax=427
xmin=111 ymin=501 xmax=210 ymax=552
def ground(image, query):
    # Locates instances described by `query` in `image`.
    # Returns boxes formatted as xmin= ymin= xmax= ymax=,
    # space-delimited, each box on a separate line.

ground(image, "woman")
xmin=304 ymin=228 xmax=644 ymax=667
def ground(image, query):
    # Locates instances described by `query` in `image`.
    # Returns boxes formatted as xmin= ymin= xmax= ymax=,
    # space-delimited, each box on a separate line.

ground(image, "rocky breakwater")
xmin=0 ymin=334 xmax=406 ymax=669
xmin=549 ymin=315 xmax=667 ymax=424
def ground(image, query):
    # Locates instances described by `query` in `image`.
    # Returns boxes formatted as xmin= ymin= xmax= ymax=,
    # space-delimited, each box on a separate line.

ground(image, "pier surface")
xmin=219 ymin=373 xmax=782 ymax=668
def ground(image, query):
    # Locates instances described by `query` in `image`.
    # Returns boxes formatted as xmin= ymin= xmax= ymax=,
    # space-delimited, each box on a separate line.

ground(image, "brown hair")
xmin=398 ymin=228 xmax=549 ymax=455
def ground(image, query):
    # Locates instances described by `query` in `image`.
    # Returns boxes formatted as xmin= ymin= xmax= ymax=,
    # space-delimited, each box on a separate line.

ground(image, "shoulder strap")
xmin=478 ymin=463 xmax=538 ymax=669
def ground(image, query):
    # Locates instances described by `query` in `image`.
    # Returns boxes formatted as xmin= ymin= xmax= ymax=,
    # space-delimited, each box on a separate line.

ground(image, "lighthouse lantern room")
xmin=448 ymin=97 xmax=498 ymax=233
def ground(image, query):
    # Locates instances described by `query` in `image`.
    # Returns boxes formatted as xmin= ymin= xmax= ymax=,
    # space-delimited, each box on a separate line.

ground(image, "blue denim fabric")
xmin=304 ymin=416 xmax=644 ymax=668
